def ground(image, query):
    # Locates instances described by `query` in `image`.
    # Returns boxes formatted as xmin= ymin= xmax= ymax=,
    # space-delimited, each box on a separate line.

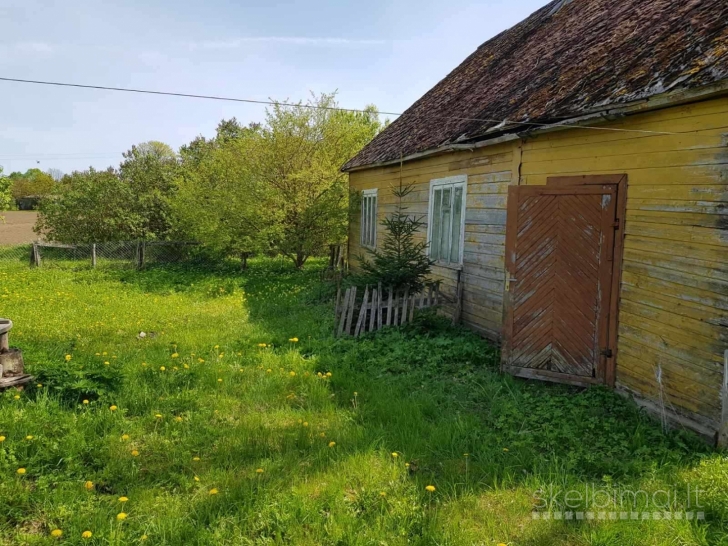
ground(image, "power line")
xmin=0 ymin=76 xmax=719 ymax=139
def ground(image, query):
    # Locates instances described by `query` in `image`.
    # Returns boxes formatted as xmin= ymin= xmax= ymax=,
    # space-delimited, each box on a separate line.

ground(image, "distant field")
xmin=0 ymin=212 xmax=38 ymax=245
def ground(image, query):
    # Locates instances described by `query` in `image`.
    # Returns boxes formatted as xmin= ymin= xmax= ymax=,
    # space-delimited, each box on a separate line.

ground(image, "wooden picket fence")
xmin=335 ymin=282 xmax=446 ymax=337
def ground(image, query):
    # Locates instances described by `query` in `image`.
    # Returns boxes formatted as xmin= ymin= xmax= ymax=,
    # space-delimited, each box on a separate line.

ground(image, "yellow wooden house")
xmin=343 ymin=0 xmax=728 ymax=443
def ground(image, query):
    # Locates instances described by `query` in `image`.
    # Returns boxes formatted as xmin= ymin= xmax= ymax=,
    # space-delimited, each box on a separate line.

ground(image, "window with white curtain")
xmin=428 ymin=176 xmax=467 ymax=266
xmin=360 ymin=189 xmax=378 ymax=249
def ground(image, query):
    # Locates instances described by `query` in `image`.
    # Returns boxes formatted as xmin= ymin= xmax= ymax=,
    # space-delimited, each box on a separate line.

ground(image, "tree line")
xmin=21 ymin=93 xmax=384 ymax=268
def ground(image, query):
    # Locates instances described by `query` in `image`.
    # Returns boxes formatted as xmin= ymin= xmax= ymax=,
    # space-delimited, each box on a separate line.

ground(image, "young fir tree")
xmin=358 ymin=180 xmax=433 ymax=293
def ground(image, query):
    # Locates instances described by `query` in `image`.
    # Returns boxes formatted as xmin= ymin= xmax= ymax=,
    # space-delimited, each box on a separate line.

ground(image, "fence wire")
xmin=1 ymin=241 xmax=201 ymax=270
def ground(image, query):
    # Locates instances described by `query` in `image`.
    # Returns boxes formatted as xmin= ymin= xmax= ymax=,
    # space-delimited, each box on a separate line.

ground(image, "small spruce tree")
xmin=357 ymin=180 xmax=433 ymax=292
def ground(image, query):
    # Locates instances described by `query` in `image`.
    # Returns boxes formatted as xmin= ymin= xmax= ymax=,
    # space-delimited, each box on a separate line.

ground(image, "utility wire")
xmin=0 ymin=76 xmax=721 ymax=139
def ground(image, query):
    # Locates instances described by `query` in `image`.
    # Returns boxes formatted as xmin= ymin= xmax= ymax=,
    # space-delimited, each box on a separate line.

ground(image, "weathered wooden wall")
xmin=348 ymin=95 xmax=728 ymax=436
xmin=520 ymin=96 xmax=728 ymax=435
xmin=348 ymin=142 xmax=514 ymax=339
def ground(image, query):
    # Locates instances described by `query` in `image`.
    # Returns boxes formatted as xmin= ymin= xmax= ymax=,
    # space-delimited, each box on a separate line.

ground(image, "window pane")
xmin=450 ymin=186 xmax=463 ymax=263
xmin=361 ymin=196 xmax=367 ymax=245
xmin=370 ymin=196 xmax=376 ymax=246
xmin=440 ymin=187 xmax=452 ymax=263
xmin=431 ymin=189 xmax=442 ymax=260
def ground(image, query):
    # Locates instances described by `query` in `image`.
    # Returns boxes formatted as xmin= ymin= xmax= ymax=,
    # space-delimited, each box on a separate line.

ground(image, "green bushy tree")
xmin=357 ymin=181 xmax=433 ymax=292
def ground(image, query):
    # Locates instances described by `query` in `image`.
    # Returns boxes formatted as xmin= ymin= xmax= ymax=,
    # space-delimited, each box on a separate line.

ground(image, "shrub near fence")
xmin=0 ymin=241 xmax=200 ymax=270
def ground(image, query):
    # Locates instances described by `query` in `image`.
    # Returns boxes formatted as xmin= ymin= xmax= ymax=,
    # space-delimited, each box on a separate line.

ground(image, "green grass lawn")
xmin=0 ymin=257 xmax=727 ymax=545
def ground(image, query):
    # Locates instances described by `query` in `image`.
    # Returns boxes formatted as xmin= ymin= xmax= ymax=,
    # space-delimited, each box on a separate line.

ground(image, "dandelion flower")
xmin=118 ymin=496 xmax=129 ymax=503
xmin=289 ymin=371 xmax=296 ymax=377
xmin=104 ymin=361 xmax=110 ymax=366
xmin=266 ymin=369 xmax=272 ymax=373
xmin=214 ymin=345 xmax=219 ymax=349
xmin=198 ymin=358 xmax=205 ymax=363
xmin=95 ymin=352 xmax=101 ymax=356
xmin=194 ymin=476 xmax=200 ymax=482
xmin=171 ymin=353 xmax=179 ymax=358
xmin=183 ymin=364 xmax=189 ymax=369
xmin=102 ymin=352 xmax=107 ymax=356
xmin=51 ymin=529 xmax=63 ymax=538
xmin=17 ymin=468 xmax=26 ymax=475
xmin=142 ymin=363 xmax=148 ymax=367
xmin=209 ymin=488 xmax=219 ymax=495
xmin=155 ymin=414 xmax=163 ymax=419
xmin=319 ymin=432 xmax=325 ymax=438
xmin=257 ymin=343 xmax=267 ymax=348
xmin=37 ymin=383 xmax=43 ymax=388
xmin=121 ymin=434 xmax=130 ymax=441
xmin=503 ymin=448 xmax=509 ymax=452
xmin=289 ymin=337 xmax=299 ymax=343
xmin=328 ymin=441 xmax=336 ymax=448
xmin=116 ymin=512 xmax=127 ymax=521
xmin=217 ymin=378 xmax=222 ymax=383
xmin=25 ymin=435 xmax=33 ymax=440
xmin=192 ymin=456 xmax=201 ymax=461
xmin=131 ymin=450 xmax=140 ymax=457
xmin=84 ymin=481 xmax=94 ymax=490
xmin=82 ymin=531 xmax=93 ymax=539
xmin=13 ymin=395 xmax=20 ymax=400
xmin=141 ymin=536 xmax=148 ymax=541
xmin=425 ymin=485 xmax=436 ymax=492
xmin=110 ymin=405 xmax=118 ymax=411
xmin=175 ymin=416 xmax=183 ymax=422
xmin=0 ymin=436 xmax=5 ymax=442
xmin=65 ymin=354 xmax=72 ymax=362
xmin=159 ymin=366 xmax=166 ymax=371
xmin=302 ymin=422 xmax=308 ymax=427
xmin=391 ymin=452 xmax=399 ymax=458
xmin=256 ymin=468 xmax=264 ymax=474
xmin=380 ymin=491 xmax=387 ymax=497
xmin=83 ymin=399 xmax=90 ymax=405
xmin=325 ymin=372 xmax=332 ymax=377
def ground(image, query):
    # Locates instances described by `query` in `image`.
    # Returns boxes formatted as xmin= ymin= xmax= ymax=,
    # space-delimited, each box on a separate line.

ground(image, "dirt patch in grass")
xmin=0 ymin=212 xmax=38 ymax=244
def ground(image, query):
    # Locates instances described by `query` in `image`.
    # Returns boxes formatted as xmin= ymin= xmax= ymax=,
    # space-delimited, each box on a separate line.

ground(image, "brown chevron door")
xmin=501 ymin=184 xmax=619 ymax=387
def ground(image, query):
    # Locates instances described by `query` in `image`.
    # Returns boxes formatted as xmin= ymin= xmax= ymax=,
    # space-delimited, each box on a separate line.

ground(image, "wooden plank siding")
xmin=348 ymin=142 xmax=514 ymax=339
xmin=348 ymin=95 xmax=728 ymax=436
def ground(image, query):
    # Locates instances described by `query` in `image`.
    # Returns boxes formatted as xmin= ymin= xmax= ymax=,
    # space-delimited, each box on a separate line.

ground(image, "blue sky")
xmin=0 ymin=0 xmax=545 ymax=175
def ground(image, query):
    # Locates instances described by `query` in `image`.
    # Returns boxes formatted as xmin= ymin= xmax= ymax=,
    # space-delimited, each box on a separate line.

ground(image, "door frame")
xmin=544 ymin=174 xmax=628 ymax=387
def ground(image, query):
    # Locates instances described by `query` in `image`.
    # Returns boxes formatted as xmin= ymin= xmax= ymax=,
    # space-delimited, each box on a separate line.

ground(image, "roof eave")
xmin=342 ymin=79 xmax=728 ymax=173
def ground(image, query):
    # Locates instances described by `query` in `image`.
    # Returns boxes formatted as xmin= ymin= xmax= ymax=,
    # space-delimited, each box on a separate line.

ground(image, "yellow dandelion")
xmin=141 ymin=536 xmax=148 ymax=541
xmin=104 ymin=361 xmax=110 ymax=365
xmin=171 ymin=353 xmax=179 ymax=358
xmin=13 ymin=395 xmax=20 ymax=400
xmin=319 ymin=432 xmax=325 ymax=438
xmin=257 ymin=343 xmax=267 ymax=348
xmin=95 ymin=352 xmax=101 ymax=356
xmin=155 ymin=414 xmax=163 ymax=419
xmin=183 ymin=364 xmax=189 ymax=369
xmin=425 ymin=485 xmax=436 ymax=492
xmin=37 ymin=383 xmax=43 ymax=388
xmin=0 ymin=436 xmax=4 ymax=442
xmin=131 ymin=450 xmax=140 ymax=457
xmin=391 ymin=452 xmax=399 ymax=458
xmin=25 ymin=435 xmax=33 ymax=440
xmin=209 ymin=488 xmax=219 ymax=495
xmin=289 ymin=337 xmax=299 ymax=343
xmin=118 ymin=496 xmax=129 ymax=503
xmin=380 ymin=491 xmax=387 ymax=497
xmin=218 ymin=353 xmax=224 ymax=358
xmin=175 ymin=416 xmax=183 ymax=422
xmin=110 ymin=405 xmax=118 ymax=411
xmin=266 ymin=368 xmax=272 ymax=373
xmin=82 ymin=531 xmax=93 ymax=539
xmin=172 ymin=366 xmax=178 ymax=371
xmin=198 ymin=358 xmax=205 ymax=363
xmin=116 ymin=512 xmax=127 ymax=521
xmin=102 ymin=352 xmax=107 ymax=356
xmin=192 ymin=456 xmax=201 ymax=461
xmin=159 ymin=366 xmax=166 ymax=371
xmin=65 ymin=354 xmax=72 ymax=362
xmin=83 ymin=399 xmax=89 ymax=405
xmin=328 ymin=441 xmax=336 ymax=448
xmin=325 ymin=372 xmax=332 ymax=377
xmin=84 ymin=481 xmax=94 ymax=490
xmin=289 ymin=371 xmax=296 ymax=377
xmin=142 ymin=362 xmax=147 ymax=367
xmin=214 ymin=345 xmax=219 ymax=349
xmin=503 ymin=448 xmax=509 ymax=452
xmin=303 ymin=422 xmax=309 ymax=427
xmin=17 ymin=468 xmax=26 ymax=475
xmin=51 ymin=529 xmax=63 ymax=538
xmin=256 ymin=468 xmax=264 ymax=474
xmin=194 ymin=476 xmax=200 ymax=482
xmin=217 ymin=378 xmax=222 ymax=382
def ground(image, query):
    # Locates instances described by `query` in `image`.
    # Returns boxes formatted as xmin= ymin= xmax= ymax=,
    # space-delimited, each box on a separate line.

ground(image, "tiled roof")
xmin=343 ymin=0 xmax=728 ymax=171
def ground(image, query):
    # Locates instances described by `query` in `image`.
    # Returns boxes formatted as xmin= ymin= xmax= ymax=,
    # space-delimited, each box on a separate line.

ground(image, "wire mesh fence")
xmin=0 ymin=241 xmax=201 ymax=270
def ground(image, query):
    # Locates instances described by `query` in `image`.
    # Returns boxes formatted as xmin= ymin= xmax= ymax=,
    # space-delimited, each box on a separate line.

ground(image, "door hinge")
xmin=600 ymin=348 xmax=613 ymax=358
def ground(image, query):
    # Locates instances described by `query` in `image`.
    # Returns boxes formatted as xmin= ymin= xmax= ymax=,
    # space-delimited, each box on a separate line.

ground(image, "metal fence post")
xmin=91 ymin=244 xmax=97 ymax=268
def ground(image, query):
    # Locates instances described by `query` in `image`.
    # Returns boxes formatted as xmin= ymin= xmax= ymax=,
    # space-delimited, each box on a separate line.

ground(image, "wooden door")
xmin=501 ymin=184 xmax=618 ymax=386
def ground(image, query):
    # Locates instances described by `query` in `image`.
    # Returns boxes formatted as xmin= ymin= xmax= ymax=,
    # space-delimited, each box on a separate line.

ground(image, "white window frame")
xmin=427 ymin=175 xmax=467 ymax=268
xmin=360 ymin=189 xmax=378 ymax=249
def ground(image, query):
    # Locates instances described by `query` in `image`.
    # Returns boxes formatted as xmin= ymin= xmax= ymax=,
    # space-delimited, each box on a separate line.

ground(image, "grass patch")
xmin=0 ymin=257 xmax=726 ymax=545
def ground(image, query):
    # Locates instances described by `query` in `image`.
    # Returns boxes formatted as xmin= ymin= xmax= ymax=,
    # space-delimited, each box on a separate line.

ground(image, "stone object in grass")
xmin=0 ymin=318 xmax=32 ymax=388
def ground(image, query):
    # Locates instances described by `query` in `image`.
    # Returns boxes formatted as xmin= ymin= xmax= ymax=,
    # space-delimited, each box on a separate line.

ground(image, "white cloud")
xmin=188 ymin=37 xmax=386 ymax=50
xmin=12 ymin=41 xmax=55 ymax=54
